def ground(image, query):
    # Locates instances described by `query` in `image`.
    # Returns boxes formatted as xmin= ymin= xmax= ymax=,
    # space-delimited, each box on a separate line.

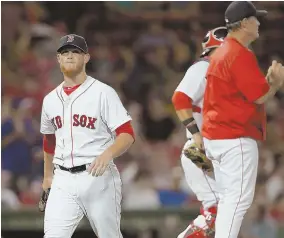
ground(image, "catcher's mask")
xmin=200 ymin=27 xmax=228 ymax=57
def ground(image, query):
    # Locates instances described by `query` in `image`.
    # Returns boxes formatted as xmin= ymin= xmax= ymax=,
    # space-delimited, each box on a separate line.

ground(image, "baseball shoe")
xmin=177 ymin=206 xmax=217 ymax=238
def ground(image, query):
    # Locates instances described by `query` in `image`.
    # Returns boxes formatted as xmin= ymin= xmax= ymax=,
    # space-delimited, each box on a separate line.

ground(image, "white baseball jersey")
xmin=40 ymin=76 xmax=132 ymax=168
xmin=175 ymin=59 xmax=209 ymax=138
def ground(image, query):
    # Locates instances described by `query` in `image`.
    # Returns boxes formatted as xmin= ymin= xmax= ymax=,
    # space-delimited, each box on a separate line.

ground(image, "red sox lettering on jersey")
xmin=51 ymin=115 xmax=97 ymax=130
xmin=40 ymin=76 xmax=132 ymax=168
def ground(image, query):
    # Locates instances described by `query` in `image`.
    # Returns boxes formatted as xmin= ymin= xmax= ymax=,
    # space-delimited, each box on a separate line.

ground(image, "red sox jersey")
xmin=40 ymin=76 xmax=132 ymax=167
xmin=174 ymin=59 xmax=209 ymax=138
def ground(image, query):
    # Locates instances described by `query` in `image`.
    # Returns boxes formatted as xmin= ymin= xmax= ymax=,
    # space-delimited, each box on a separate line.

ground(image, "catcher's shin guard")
xmin=177 ymin=206 xmax=217 ymax=238
xmin=199 ymin=206 xmax=217 ymax=237
xmin=200 ymin=205 xmax=217 ymax=216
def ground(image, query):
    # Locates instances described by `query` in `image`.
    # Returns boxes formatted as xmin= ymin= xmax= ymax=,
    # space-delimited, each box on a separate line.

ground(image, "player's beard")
xmin=60 ymin=62 xmax=84 ymax=77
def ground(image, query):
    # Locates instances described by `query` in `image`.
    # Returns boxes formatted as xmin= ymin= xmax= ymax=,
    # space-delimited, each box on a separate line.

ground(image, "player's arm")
xmin=38 ymin=101 xmax=56 ymax=212
xmin=101 ymin=121 xmax=135 ymax=160
xmin=40 ymin=102 xmax=56 ymax=190
xmin=172 ymin=91 xmax=203 ymax=149
xmin=172 ymin=61 xmax=208 ymax=149
xmin=172 ymin=91 xmax=198 ymax=133
xmin=42 ymin=134 xmax=55 ymax=190
xmin=88 ymin=122 xmax=135 ymax=177
xmin=254 ymin=85 xmax=279 ymax=104
xmin=232 ymin=51 xmax=283 ymax=105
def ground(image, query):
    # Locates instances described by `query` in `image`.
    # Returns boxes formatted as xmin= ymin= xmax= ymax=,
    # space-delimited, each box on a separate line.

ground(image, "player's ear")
xmin=241 ymin=18 xmax=249 ymax=30
xmin=84 ymin=53 xmax=90 ymax=64
xmin=57 ymin=53 xmax=61 ymax=64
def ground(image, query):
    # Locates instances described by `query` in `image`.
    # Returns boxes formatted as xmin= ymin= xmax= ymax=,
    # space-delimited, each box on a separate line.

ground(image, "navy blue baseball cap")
xmin=225 ymin=1 xmax=267 ymax=24
xmin=57 ymin=34 xmax=88 ymax=53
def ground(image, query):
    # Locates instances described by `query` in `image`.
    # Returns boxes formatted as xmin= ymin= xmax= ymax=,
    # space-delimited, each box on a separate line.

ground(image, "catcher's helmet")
xmin=201 ymin=26 xmax=228 ymax=57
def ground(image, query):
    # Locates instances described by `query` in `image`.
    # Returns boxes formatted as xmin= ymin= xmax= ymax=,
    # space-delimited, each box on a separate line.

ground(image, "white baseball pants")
xmin=203 ymin=137 xmax=259 ymax=238
xmin=181 ymin=139 xmax=219 ymax=210
xmin=44 ymin=163 xmax=123 ymax=238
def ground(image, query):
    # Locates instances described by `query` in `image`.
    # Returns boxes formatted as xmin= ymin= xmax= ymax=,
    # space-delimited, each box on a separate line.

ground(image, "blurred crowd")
xmin=1 ymin=2 xmax=284 ymax=237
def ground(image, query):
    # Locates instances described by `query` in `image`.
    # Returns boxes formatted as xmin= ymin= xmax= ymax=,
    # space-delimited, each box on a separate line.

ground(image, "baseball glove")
xmin=38 ymin=188 xmax=50 ymax=212
xmin=183 ymin=143 xmax=213 ymax=172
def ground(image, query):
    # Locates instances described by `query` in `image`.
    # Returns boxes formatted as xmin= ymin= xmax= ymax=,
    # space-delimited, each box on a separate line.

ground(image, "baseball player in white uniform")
xmin=39 ymin=34 xmax=135 ymax=238
xmin=172 ymin=27 xmax=228 ymax=238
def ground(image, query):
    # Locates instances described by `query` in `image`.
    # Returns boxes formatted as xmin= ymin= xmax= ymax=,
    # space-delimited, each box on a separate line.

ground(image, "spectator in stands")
xmin=1 ymin=170 xmax=21 ymax=211
xmin=1 ymin=96 xmax=33 ymax=179
xmin=242 ymin=204 xmax=278 ymax=238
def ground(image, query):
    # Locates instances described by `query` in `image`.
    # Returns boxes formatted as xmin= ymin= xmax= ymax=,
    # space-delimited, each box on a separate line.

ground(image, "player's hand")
xmin=39 ymin=188 xmax=51 ymax=212
xmin=42 ymin=177 xmax=52 ymax=191
xmin=268 ymin=61 xmax=284 ymax=88
xmin=87 ymin=150 xmax=113 ymax=177
xmin=192 ymin=132 xmax=204 ymax=150
xmin=39 ymin=178 xmax=52 ymax=212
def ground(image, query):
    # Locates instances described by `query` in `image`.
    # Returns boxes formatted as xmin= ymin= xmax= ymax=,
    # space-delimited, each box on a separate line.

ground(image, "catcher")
xmin=172 ymin=26 xmax=228 ymax=238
